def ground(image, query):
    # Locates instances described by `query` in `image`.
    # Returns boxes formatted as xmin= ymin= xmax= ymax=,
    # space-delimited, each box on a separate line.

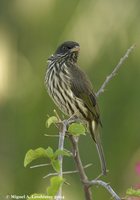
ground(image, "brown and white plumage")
xmin=45 ymin=41 xmax=107 ymax=175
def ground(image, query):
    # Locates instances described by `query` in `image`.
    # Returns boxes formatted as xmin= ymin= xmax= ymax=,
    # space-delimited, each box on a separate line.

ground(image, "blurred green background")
xmin=0 ymin=0 xmax=140 ymax=199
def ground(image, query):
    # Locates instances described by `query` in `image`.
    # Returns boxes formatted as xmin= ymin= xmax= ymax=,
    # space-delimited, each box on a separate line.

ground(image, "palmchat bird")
xmin=45 ymin=41 xmax=107 ymax=175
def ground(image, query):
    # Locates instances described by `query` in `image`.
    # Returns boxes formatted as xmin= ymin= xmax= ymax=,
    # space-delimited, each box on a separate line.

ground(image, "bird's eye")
xmin=62 ymin=46 xmax=70 ymax=51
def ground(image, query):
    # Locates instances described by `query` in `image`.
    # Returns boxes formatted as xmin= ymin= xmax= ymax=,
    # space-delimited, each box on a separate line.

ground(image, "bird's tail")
xmin=89 ymin=120 xmax=107 ymax=175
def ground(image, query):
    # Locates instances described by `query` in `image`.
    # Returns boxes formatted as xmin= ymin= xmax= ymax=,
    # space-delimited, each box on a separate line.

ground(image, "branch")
xmin=96 ymin=44 xmax=135 ymax=97
xmin=56 ymin=120 xmax=67 ymax=200
xmin=85 ymin=180 xmax=121 ymax=200
xmin=69 ymin=135 xmax=93 ymax=200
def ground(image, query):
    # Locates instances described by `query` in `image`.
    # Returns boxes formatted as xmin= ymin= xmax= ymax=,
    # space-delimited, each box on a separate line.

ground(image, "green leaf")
xmin=54 ymin=149 xmax=71 ymax=158
xmin=51 ymin=159 xmax=60 ymax=172
xmin=46 ymin=147 xmax=54 ymax=159
xmin=68 ymin=123 xmax=86 ymax=136
xmin=24 ymin=147 xmax=48 ymax=167
xmin=27 ymin=193 xmax=49 ymax=200
xmin=46 ymin=116 xmax=59 ymax=128
xmin=126 ymin=188 xmax=140 ymax=197
xmin=47 ymin=176 xmax=64 ymax=196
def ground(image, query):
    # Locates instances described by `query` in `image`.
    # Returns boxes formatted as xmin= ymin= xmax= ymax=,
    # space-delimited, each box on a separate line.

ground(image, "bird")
xmin=45 ymin=41 xmax=107 ymax=175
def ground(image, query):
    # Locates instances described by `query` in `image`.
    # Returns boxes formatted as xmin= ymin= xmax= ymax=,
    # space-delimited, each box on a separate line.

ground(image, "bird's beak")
xmin=70 ymin=46 xmax=80 ymax=53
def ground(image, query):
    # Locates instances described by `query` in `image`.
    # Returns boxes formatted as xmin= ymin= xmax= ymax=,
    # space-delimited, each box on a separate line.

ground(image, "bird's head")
xmin=52 ymin=41 xmax=80 ymax=63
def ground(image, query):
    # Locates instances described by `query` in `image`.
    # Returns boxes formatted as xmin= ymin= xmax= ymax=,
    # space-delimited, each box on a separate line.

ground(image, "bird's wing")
xmin=69 ymin=64 xmax=101 ymax=123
